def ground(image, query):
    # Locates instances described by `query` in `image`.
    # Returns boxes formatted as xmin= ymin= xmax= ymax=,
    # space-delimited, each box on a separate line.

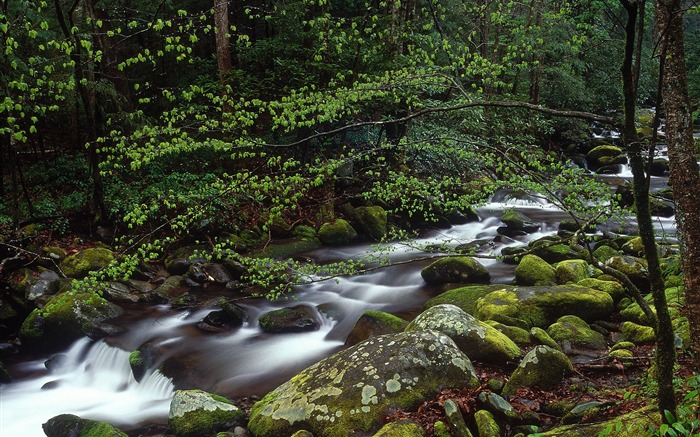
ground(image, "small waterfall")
xmin=0 ymin=338 xmax=174 ymax=437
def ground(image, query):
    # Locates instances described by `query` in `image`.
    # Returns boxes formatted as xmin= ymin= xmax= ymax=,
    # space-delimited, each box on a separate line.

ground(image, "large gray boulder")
xmin=248 ymin=330 xmax=479 ymax=436
xmin=168 ymin=389 xmax=244 ymax=437
xmin=405 ymin=304 xmax=521 ymax=363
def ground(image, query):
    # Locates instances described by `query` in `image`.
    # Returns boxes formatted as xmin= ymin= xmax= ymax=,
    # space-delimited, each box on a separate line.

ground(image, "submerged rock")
xmin=168 ymin=389 xmax=244 ymax=437
xmin=247 ymin=330 xmax=479 ymax=436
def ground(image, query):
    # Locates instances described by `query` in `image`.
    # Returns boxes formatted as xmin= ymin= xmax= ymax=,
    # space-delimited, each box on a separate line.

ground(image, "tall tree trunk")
xmin=214 ymin=0 xmax=233 ymax=98
xmin=656 ymin=0 xmax=700 ymax=372
xmin=621 ymin=0 xmax=676 ymax=417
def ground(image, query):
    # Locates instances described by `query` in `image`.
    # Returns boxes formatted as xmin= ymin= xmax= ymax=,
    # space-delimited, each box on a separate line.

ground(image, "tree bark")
xmin=214 ymin=0 xmax=233 ymax=92
xmin=656 ymin=0 xmax=700 ymax=372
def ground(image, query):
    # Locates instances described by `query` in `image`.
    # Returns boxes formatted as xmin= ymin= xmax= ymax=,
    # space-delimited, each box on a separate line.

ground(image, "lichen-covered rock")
xmin=405 ymin=304 xmax=521 ymax=363
xmin=555 ymin=260 xmax=590 ymax=284
xmin=475 ymin=285 xmax=613 ymax=328
xmin=247 ymin=330 xmax=479 ymax=437
xmin=605 ymin=255 xmax=649 ymax=291
xmin=345 ymin=310 xmax=408 ymax=346
xmin=169 ymin=390 xmax=244 ymax=437
xmin=421 ymin=257 xmax=490 ymax=286
xmin=43 ymin=414 xmax=127 ymax=437
xmin=353 ymin=206 xmax=387 ymax=240
xmin=19 ymin=292 xmax=124 ymax=349
xmin=60 ymin=247 xmax=115 ymax=279
xmin=530 ymin=327 xmax=562 ymax=351
xmin=499 ymin=209 xmax=540 ymax=233
xmin=259 ymin=305 xmax=322 ymax=333
xmin=546 ymin=315 xmax=607 ymax=350
xmin=477 ymin=392 xmax=518 ymax=422
xmin=318 ymin=219 xmax=358 ymax=245
xmin=484 ymin=321 xmax=531 ymax=345
xmin=372 ymin=419 xmax=427 ymax=436
xmin=621 ymin=237 xmax=644 ymax=257
xmin=621 ymin=321 xmax=655 ymax=345
xmin=502 ymin=346 xmax=574 ymax=395
xmin=443 ymin=399 xmax=473 ymax=437
xmin=515 ymin=255 xmax=557 ymax=286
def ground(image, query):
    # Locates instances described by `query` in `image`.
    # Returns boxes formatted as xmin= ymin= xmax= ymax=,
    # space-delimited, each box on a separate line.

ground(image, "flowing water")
xmin=0 ymin=168 xmax=675 ymax=436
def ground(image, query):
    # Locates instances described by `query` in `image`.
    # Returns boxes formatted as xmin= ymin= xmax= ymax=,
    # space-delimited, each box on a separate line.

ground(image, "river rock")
xmin=421 ymin=256 xmax=490 ymax=285
xmin=353 ymin=206 xmax=387 ymax=240
xmin=405 ymin=304 xmax=521 ymax=363
xmin=546 ymin=315 xmax=607 ymax=350
xmin=502 ymin=345 xmax=574 ymax=395
xmin=529 ymin=239 xmax=582 ymax=263
xmin=318 ymin=219 xmax=358 ymax=245
xmin=247 ymin=330 xmax=479 ymax=436
xmin=499 ymin=209 xmax=540 ymax=233
xmin=345 ymin=310 xmax=408 ymax=346
xmin=474 ymin=410 xmax=500 ymax=437
xmin=555 ymin=259 xmax=590 ymax=284
xmin=259 ymin=305 xmax=322 ymax=333
xmin=19 ymin=292 xmax=124 ymax=349
xmin=586 ymin=145 xmax=624 ymax=170
xmin=164 ymin=246 xmax=208 ymax=275
xmin=443 ymin=398 xmax=473 ymax=437
xmin=59 ymin=247 xmax=115 ymax=279
xmin=604 ymin=255 xmax=649 ymax=292
xmin=188 ymin=262 xmax=239 ymax=284
xmin=168 ymin=389 xmax=244 ymax=437
xmin=533 ymin=405 xmax=660 ymax=436
xmin=424 ymin=284 xmax=519 ymax=316
xmin=475 ymin=284 xmax=613 ymax=329
xmin=515 ymin=255 xmax=557 ymax=286
xmin=577 ymin=278 xmax=626 ymax=303
xmin=43 ymin=413 xmax=127 ymax=437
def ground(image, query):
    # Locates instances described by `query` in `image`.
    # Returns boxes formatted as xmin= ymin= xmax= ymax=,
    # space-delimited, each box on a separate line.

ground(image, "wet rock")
xmin=164 ymin=246 xmax=208 ymax=275
xmin=318 ymin=219 xmax=358 ymax=245
xmin=515 ymin=255 xmax=557 ymax=286
xmin=405 ymin=304 xmax=521 ymax=363
xmin=154 ymin=275 xmax=187 ymax=298
xmin=188 ymin=262 xmax=239 ymax=284
xmin=259 ymin=305 xmax=322 ymax=333
xmin=502 ymin=346 xmax=574 ymax=395
xmin=19 ymin=292 xmax=124 ymax=350
xmin=0 ymin=361 xmax=11 ymax=383
xmin=586 ymin=145 xmax=623 ymax=170
xmin=421 ymin=256 xmax=490 ymax=286
xmin=529 ymin=239 xmax=581 ymax=264
xmin=353 ymin=206 xmax=387 ymax=240
xmin=345 ymin=310 xmax=408 ymax=346
xmin=247 ymin=330 xmax=479 ymax=436
xmin=500 ymin=246 xmax=526 ymax=264
xmin=43 ymin=413 xmax=127 ymax=437
xmin=60 ymin=247 xmax=115 ymax=279
xmin=499 ymin=209 xmax=540 ymax=233
xmin=547 ymin=315 xmax=607 ymax=350
xmin=103 ymin=281 xmax=140 ymax=303
xmin=168 ymin=389 xmax=244 ymax=437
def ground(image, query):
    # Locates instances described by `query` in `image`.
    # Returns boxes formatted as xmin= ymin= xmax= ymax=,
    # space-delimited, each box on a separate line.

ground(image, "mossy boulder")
xmin=372 ymin=420 xmax=427 ymax=436
xmin=530 ymin=327 xmax=562 ymax=351
xmin=621 ymin=237 xmax=644 ymax=257
xmin=555 ymin=260 xmax=590 ymax=284
xmin=502 ymin=345 xmax=574 ymax=395
xmin=577 ymin=278 xmax=626 ymax=303
xmin=605 ymin=255 xmax=649 ymax=291
xmin=474 ymin=409 xmax=500 ymax=437
xmin=529 ymin=240 xmax=581 ymax=264
xmin=345 ymin=310 xmax=408 ymax=346
xmin=443 ymin=399 xmax=473 ymax=437
xmin=592 ymin=245 xmax=619 ymax=263
xmin=475 ymin=285 xmax=613 ymax=329
xmin=621 ymin=321 xmax=656 ymax=345
xmin=424 ymin=285 xmax=519 ymax=316
xmin=405 ymin=304 xmax=521 ymax=363
xmin=19 ymin=292 xmax=124 ymax=349
xmin=247 ymin=330 xmax=479 ymax=437
xmin=515 ymin=255 xmax=557 ymax=286
xmin=60 ymin=247 xmax=115 ymax=279
xmin=484 ymin=321 xmax=531 ymax=345
xmin=42 ymin=414 xmax=127 ymax=437
xmin=421 ymin=257 xmax=490 ymax=286
xmin=546 ymin=315 xmax=607 ymax=350
xmin=168 ymin=390 xmax=244 ymax=437
xmin=353 ymin=206 xmax=388 ymax=240
xmin=499 ymin=209 xmax=540 ymax=233
xmin=255 ymin=238 xmax=322 ymax=259
xmin=259 ymin=305 xmax=322 ymax=333
xmin=318 ymin=219 xmax=358 ymax=245
xmin=586 ymin=145 xmax=623 ymax=170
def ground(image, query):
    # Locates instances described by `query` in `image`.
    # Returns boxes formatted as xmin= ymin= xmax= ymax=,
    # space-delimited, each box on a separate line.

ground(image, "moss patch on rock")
xmin=424 ymin=285 xmax=519 ymax=316
xmin=555 ymin=260 xmax=590 ymax=284
xmin=502 ymin=346 xmax=573 ymax=395
xmin=353 ymin=206 xmax=387 ymax=240
xmin=60 ymin=247 xmax=115 ymax=279
xmin=421 ymin=257 xmax=490 ymax=286
xmin=318 ymin=219 xmax=357 ymax=245
xmin=42 ymin=413 xmax=127 ymax=437
xmin=168 ymin=389 xmax=243 ymax=437
xmin=546 ymin=315 xmax=607 ymax=350
xmin=345 ymin=310 xmax=408 ymax=346
xmin=515 ymin=255 xmax=556 ymax=286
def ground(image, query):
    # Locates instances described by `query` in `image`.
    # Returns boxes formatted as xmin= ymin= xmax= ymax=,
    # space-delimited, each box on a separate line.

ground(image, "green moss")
xmin=621 ymin=321 xmax=655 ymax=345
xmin=169 ymin=390 xmax=243 ymax=437
xmin=502 ymin=346 xmax=573 ymax=395
xmin=530 ymin=327 xmax=562 ymax=351
xmin=546 ymin=315 xmax=607 ymax=350
xmin=353 ymin=206 xmax=387 ymax=240
xmin=529 ymin=240 xmax=581 ymax=263
xmin=586 ymin=145 xmax=622 ymax=163
xmin=555 ymin=260 xmax=590 ymax=284
xmin=475 ymin=290 xmax=547 ymax=328
xmin=577 ymin=278 xmax=625 ymax=302
xmin=592 ymin=245 xmax=619 ymax=263
xmin=421 ymin=256 xmax=490 ymax=285
xmin=292 ymin=225 xmax=317 ymax=241
xmin=484 ymin=321 xmax=531 ymax=345
xmin=42 ymin=414 xmax=127 ymax=437
xmin=318 ymin=219 xmax=357 ymax=245
xmin=533 ymin=406 xmax=660 ymax=436
xmin=515 ymin=255 xmax=556 ymax=286
xmin=254 ymin=238 xmax=322 ymax=259
xmin=128 ymin=350 xmax=144 ymax=367
xmin=60 ymin=247 xmax=115 ymax=279
xmin=424 ymin=285 xmax=518 ymax=315
xmin=372 ymin=420 xmax=426 ymax=436
xmin=608 ymin=349 xmax=633 ymax=360
xmin=474 ymin=410 xmax=500 ymax=437
xmin=621 ymin=237 xmax=644 ymax=257
xmin=361 ymin=310 xmax=407 ymax=332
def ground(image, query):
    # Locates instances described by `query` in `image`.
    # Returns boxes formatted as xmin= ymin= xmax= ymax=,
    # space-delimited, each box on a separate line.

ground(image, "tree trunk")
xmin=656 ymin=0 xmax=700 ymax=372
xmin=621 ymin=0 xmax=676 ymax=417
xmin=214 ymin=0 xmax=233 ymax=94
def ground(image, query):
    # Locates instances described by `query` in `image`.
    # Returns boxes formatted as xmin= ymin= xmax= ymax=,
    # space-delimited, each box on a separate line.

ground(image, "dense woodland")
xmin=4 ymin=0 xmax=700 ymax=436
